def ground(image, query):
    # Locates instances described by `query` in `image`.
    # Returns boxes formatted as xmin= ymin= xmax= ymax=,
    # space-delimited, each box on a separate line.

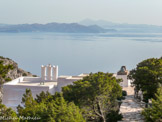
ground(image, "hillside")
xmin=0 ymin=56 xmax=35 ymax=100
xmin=80 ymin=19 xmax=162 ymax=33
xmin=0 ymin=56 xmax=34 ymax=82
xmin=0 ymin=23 xmax=116 ymax=33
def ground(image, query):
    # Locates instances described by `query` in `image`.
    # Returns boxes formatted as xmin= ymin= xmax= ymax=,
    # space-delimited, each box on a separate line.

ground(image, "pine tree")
xmin=0 ymin=103 xmax=18 ymax=122
xmin=62 ymin=72 xmax=122 ymax=122
xmin=17 ymin=90 xmax=85 ymax=122
xmin=142 ymin=87 xmax=162 ymax=122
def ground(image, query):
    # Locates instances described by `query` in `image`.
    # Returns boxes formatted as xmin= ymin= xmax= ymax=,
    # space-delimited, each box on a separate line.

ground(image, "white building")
xmin=2 ymin=65 xmax=131 ymax=111
xmin=114 ymin=66 xmax=132 ymax=87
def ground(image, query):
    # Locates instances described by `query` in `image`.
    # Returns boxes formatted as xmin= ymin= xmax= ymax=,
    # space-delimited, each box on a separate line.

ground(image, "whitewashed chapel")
xmin=2 ymin=65 xmax=131 ymax=110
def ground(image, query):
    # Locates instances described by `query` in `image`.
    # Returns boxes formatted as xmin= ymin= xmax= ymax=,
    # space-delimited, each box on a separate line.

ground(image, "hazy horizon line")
xmin=1 ymin=19 xmax=162 ymax=26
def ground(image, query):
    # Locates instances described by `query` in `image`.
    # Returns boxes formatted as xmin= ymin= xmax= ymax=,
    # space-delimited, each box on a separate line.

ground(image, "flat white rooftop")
xmin=4 ymin=77 xmax=57 ymax=88
xmin=4 ymin=73 xmax=89 ymax=87
xmin=18 ymin=80 xmax=57 ymax=87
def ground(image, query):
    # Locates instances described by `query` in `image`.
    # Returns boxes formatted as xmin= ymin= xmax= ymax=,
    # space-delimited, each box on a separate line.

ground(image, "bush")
xmin=32 ymin=75 xmax=37 ymax=77
xmin=106 ymin=110 xmax=123 ymax=122
xmin=22 ymin=73 xmax=27 ymax=76
xmin=17 ymin=90 xmax=85 ymax=122
xmin=142 ymin=87 xmax=162 ymax=122
xmin=0 ymin=56 xmax=5 ymax=59
xmin=5 ymin=77 xmax=12 ymax=82
xmin=0 ymin=103 xmax=18 ymax=122
xmin=122 ymin=90 xmax=127 ymax=96
xmin=117 ymin=90 xmax=127 ymax=101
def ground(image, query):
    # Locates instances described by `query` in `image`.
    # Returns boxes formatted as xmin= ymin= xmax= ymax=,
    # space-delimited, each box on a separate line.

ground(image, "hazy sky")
xmin=0 ymin=0 xmax=162 ymax=25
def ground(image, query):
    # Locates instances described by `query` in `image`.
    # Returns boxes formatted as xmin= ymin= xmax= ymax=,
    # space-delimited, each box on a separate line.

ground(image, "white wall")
xmin=116 ymin=75 xmax=130 ymax=87
xmin=2 ymin=85 xmax=52 ymax=111
xmin=4 ymin=77 xmax=23 ymax=85
xmin=23 ymin=77 xmax=41 ymax=82
xmin=57 ymin=78 xmax=77 ymax=92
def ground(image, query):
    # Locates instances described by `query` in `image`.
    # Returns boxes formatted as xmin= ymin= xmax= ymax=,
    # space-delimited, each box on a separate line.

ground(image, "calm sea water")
xmin=0 ymin=32 xmax=162 ymax=76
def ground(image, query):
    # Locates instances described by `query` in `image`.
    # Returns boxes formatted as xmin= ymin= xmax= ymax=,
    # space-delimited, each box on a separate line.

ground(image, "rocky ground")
xmin=119 ymin=87 xmax=145 ymax=122
xmin=0 ymin=56 xmax=35 ymax=99
xmin=0 ymin=56 xmax=34 ymax=81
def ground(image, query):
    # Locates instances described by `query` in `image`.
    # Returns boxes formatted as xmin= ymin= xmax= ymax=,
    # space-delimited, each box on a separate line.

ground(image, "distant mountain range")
xmin=79 ymin=19 xmax=162 ymax=33
xmin=0 ymin=23 xmax=116 ymax=33
xmin=1 ymin=20 xmax=162 ymax=33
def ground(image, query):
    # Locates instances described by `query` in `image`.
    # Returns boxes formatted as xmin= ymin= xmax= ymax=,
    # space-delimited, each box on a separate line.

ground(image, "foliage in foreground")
xmin=0 ymin=103 xmax=18 ymax=122
xmin=128 ymin=57 xmax=162 ymax=103
xmin=62 ymin=72 xmax=123 ymax=122
xmin=0 ymin=59 xmax=16 ymax=122
xmin=142 ymin=87 xmax=162 ymax=122
xmin=17 ymin=89 xmax=85 ymax=122
xmin=0 ymin=60 xmax=13 ymax=85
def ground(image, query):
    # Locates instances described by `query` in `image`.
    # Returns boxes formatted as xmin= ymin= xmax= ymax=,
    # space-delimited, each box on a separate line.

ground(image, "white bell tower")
xmin=41 ymin=65 xmax=46 ymax=81
xmin=41 ymin=64 xmax=58 ymax=82
xmin=47 ymin=64 xmax=52 ymax=81
xmin=53 ymin=65 xmax=58 ymax=81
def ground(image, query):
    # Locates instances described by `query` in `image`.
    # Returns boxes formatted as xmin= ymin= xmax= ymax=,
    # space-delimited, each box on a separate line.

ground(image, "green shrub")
xmin=22 ymin=73 xmax=27 ymax=76
xmin=142 ymin=87 xmax=162 ymax=122
xmin=122 ymin=90 xmax=127 ymax=96
xmin=0 ymin=56 xmax=5 ymax=59
xmin=106 ymin=110 xmax=123 ymax=122
xmin=5 ymin=77 xmax=12 ymax=82
xmin=32 ymin=75 xmax=37 ymax=77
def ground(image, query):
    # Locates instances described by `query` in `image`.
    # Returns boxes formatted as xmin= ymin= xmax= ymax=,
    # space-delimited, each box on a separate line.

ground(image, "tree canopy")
xmin=17 ymin=89 xmax=85 ymax=122
xmin=0 ymin=103 xmax=18 ymax=122
xmin=142 ymin=87 xmax=162 ymax=122
xmin=0 ymin=60 xmax=13 ymax=86
xmin=0 ymin=58 xmax=17 ymax=122
xmin=128 ymin=57 xmax=162 ymax=103
xmin=62 ymin=72 xmax=122 ymax=122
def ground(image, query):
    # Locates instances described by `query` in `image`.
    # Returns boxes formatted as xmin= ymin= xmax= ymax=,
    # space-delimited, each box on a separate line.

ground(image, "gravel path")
xmin=119 ymin=87 xmax=144 ymax=122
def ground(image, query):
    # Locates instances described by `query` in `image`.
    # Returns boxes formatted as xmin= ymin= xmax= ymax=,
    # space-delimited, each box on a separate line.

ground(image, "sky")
xmin=0 ymin=0 xmax=162 ymax=25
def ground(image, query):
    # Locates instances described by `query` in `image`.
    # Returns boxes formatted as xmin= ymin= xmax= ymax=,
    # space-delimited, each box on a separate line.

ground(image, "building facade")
xmin=2 ymin=65 xmax=131 ymax=111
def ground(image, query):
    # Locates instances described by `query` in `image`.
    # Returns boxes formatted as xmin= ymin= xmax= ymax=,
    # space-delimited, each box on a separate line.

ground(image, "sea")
xmin=0 ymin=32 xmax=162 ymax=76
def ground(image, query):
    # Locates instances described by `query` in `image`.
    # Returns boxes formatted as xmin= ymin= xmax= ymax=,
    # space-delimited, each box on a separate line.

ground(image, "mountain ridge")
xmin=0 ymin=22 xmax=116 ymax=33
xmin=79 ymin=19 xmax=162 ymax=33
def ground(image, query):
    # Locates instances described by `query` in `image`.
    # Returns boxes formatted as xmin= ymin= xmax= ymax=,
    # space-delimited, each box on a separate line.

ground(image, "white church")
xmin=2 ymin=65 xmax=131 ymax=111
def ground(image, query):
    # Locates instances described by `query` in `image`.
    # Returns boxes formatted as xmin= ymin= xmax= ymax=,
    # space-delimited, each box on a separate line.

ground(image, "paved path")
xmin=119 ymin=87 xmax=144 ymax=122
